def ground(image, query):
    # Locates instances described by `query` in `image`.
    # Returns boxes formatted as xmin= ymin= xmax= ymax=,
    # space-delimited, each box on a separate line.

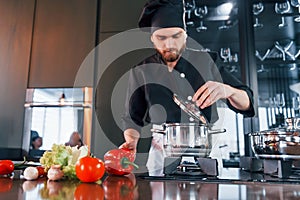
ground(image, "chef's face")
xmin=151 ymin=27 xmax=187 ymax=62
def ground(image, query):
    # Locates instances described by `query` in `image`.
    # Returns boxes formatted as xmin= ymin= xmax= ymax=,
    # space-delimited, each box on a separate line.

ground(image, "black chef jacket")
xmin=122 ymin=48 xmax=255 ymax=133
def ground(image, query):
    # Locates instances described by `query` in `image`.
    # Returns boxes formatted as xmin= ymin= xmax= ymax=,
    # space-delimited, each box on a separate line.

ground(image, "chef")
xmin=120 ymin=0 xmax=255 ymax=175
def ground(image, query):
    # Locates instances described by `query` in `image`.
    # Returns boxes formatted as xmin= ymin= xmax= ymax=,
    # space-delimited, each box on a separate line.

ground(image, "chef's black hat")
xmin=138 ymin=0 xmax=186 ymax=33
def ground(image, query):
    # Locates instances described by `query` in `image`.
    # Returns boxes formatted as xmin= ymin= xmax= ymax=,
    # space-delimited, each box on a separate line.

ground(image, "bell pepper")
xmin=104 ymin=148 xmax=139 ymax=176
xmin=103 ymin=173 xmax=137 ymax=200
xmin=0 ymin=157 xmax=26 ymax=176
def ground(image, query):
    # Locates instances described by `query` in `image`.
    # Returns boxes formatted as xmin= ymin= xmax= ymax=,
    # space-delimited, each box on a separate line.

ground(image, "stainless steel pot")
xmin=249 ymin=128 xmax=300 ymax=159
xmin=151 ymin=123 xmax=226 ymax=157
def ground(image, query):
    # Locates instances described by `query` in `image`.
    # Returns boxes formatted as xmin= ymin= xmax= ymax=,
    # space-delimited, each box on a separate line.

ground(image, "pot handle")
xmin=150 ymin=128 xmax=166 ymax=134
xmin=208 ymin=128 xmax=226 ymax=134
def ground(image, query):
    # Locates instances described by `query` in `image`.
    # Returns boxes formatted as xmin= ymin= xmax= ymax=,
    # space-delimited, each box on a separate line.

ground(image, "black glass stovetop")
xmin=138 ymin=167 xmax=300 ymax=184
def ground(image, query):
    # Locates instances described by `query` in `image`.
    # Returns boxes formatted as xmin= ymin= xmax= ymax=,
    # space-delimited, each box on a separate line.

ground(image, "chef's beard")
xmin=155 ymin=43 xmax=186 ymax=63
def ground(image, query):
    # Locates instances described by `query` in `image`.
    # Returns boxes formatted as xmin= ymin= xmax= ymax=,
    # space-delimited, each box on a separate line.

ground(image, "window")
xmin=24 ymin=88 xmax=92 ymax=150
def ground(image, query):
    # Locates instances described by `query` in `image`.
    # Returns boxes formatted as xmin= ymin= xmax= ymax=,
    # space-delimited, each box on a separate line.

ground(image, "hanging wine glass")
xmin=218 ymin=20 xmax=232 ymax=30
xmin=295 ymin=49 xmax=300 ymax=58
xmin=275 ymin=93 xmax=286 ymax=114
xmin=292 ymin=96 xmax=300 ymax=117
xmin=255 ymin=49 xmax=270 ymax=73
xmin=275 ymin=41 xmax=295 ymax=61
xmin=274 ymin=93 xmax=286 ymax=127
xmin=253 ymin=2 xmax=264 ymax=28
xmin=194 ymin=5 xmax=208 ymax=32
xmin=268 ymin=97 xmax=276 ymax=128
xmin=185 ymin=0 xmax=196 ymax=10
xmin=291 ymin=0 xmax=300 ymax=22
xmin=289 ymin=63 xmax=297 ymax=71
xmin=184 ymin=0 xmax=196 ymax=26
xmin=275 ymin=1 xmax=291 ymax=28
xmin=220 ymin=47 xmax=231 ymax=62
xmin=229 ymin=65 xmax=238 ymax=73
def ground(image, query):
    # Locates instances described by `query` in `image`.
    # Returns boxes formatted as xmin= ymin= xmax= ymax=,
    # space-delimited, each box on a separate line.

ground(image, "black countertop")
xmin=1 ymin=168 xmax=300 ymax=200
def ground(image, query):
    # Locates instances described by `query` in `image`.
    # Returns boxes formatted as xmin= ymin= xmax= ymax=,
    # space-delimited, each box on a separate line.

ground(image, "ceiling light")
xmin=59 ymin=93 xmax=66 ymax=104
xmin=217 ymin=2 xmax=233 ymax=16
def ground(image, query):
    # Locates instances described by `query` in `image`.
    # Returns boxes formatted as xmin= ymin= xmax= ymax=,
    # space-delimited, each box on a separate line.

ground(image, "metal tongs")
xmin=173 ymin=93 xmax=208 ymax=125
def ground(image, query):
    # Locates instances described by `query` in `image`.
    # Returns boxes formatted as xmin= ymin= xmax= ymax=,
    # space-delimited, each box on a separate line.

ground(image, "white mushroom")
xmin=23 ymin=167 xmax=39 ymax=180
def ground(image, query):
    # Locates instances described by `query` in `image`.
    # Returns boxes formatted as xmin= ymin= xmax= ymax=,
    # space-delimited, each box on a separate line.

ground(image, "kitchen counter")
xmin=1 ymin=168 xmax=300 ymax=200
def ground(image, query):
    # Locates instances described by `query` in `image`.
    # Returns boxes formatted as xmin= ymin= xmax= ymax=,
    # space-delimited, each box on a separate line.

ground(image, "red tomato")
xmin=36 ymin=166 xmax=47 ymax=177
xmin=75 ymin=156 xmax=105 ymax=183
xmin=0 ymin=160 xmax=14 ymax=175
xmin=74 ymin=183 xmax=104 ymax=200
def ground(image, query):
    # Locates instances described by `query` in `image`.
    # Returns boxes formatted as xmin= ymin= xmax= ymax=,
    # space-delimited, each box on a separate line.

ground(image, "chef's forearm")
xmin=124 ymin=128 xmax=140 ymax=145
xmin=226 ymin=85 xmax=251 ymax=111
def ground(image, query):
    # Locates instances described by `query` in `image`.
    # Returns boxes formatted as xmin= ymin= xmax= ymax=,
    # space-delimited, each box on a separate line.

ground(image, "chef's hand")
xmin=119 ymin=128 xmax=140 ymax=153
xmin=192 ymin=81 xmax=250 ymax=111
xmin=119 ymin=142 xmax=137 ymax=153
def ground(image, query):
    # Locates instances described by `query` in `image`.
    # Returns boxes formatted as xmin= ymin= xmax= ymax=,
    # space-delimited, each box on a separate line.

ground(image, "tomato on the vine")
xmin=75 ymin=156 xmax=105 ymax=183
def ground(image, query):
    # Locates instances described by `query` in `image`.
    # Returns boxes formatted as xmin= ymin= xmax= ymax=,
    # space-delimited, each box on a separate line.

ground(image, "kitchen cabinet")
xmin=99 ymin=0 xmax=146 ymax=33
xmin=0 ymin=0 xmax=98 ymax=152
xmin=0 ymin=0 xmax=35 ymax=148
xmin=251 ymin=0 xmax=300 ymax=130
xmin=28 ymin=0 xmax=97 ymax=88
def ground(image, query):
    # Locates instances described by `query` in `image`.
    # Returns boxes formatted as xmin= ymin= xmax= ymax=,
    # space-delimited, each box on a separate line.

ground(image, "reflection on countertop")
xmin=1 ymin=171 xmax=300 ymax=200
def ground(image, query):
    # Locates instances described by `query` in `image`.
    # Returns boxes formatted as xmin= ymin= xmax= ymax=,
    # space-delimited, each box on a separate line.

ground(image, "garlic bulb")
xmin=47 ymin=165 xmax=64 ymax=181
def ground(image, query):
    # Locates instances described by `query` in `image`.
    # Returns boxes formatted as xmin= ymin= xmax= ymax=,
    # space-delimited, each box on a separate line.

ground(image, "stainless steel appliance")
xmin=245 ymin=117 xmax=300 ymax=179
